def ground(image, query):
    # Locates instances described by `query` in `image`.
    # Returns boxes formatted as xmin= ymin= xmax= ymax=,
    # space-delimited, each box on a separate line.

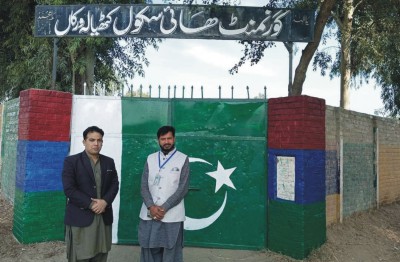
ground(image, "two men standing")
xmin=61 ymin=125 xmax=189 ymax=262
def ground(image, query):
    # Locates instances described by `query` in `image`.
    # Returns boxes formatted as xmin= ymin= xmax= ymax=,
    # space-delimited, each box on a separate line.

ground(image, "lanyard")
xmin=158 ymin=149 xmax=177 ymax=171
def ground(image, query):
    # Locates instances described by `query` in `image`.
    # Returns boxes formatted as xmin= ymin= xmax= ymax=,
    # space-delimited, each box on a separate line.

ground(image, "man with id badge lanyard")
xmin=138 ymin=126 xmax=190 ymax=262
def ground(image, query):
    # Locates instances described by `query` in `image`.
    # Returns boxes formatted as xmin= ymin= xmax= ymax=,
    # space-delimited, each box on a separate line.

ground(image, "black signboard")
xmin=35 ymin=4 xmax=315 ymax=42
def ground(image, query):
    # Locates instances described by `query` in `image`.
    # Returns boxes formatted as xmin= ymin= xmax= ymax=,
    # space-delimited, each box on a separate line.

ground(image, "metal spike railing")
xmin=115 ymin=84 xmax=267 ymax=100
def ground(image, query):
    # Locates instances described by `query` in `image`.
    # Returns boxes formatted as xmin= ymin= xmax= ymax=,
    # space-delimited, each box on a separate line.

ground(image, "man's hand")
xmin=91 ymin=198 xmax=107 ymax=214
xmin=149 ymin=205 xmax=165 ymax=220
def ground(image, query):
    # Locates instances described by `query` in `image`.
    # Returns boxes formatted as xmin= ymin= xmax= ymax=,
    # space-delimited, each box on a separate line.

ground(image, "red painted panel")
xmin=268 ymin=96 xmax=325 ymax=150
xmin=18 ymin=89 xmax=72 ymax=141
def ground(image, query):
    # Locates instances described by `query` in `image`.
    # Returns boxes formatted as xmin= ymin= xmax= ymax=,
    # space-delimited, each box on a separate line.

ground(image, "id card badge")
xmin=153 ymin=173 xmax=161 ymax=186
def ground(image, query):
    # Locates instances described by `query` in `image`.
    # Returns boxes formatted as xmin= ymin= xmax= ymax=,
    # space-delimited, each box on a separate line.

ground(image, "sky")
xmin=130 ymin=0 xmax=384 ymax=115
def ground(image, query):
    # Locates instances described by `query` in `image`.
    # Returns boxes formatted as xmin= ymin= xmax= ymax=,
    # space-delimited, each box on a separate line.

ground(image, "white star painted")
xmin=206 ymin=161 xmax=237 ymax=193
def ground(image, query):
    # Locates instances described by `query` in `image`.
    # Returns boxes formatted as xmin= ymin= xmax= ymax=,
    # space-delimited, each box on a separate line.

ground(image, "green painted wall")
xmin=1 ymin=98 xmax=19 ymax=203
xmin=268 ymin=200 xmax=326 ymax=259
xmin=13 ymin=189 xmax=65 ymax=243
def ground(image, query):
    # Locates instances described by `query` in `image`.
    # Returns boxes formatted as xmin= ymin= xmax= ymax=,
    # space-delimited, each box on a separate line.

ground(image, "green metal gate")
xmin=118 ymin=98 xmax=267 ymax=250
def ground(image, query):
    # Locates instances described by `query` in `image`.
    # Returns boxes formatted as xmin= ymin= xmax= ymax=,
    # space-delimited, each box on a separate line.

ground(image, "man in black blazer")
xmin=62 ymin=126 xmax=119 ymax=262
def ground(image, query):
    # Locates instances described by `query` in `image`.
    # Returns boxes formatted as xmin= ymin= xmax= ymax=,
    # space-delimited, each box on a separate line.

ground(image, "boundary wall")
xmin=1 ymin=98 xmax=20 ymax=203
xmin=267 ymin=96 xmax=326 ymax=259
xmin=1 ymin=90 xmax=72 ymax=242
xmin=325 ymin=106 xmax=400 ymax=224
xmin=1 ymin=89 xmax=400 ymax=259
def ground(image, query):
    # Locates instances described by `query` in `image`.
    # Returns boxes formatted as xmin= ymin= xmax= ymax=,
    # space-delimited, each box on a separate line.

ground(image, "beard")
xmin=160 ymin=143 xmax=175 ymax=154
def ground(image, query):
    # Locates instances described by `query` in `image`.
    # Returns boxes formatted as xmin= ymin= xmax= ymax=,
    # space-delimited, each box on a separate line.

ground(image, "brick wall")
xmin=341 ymin=110 xmax=375 ymax=217
xmin=0 ymin=90 xmax=399 ymax=256
xmin=375 ymin=117 xmax=400 ymax=204
xmin=12 ymin=89 xmax=72 ymax=243
xmin=325 ymin=107 xmax=400 ymax=224
xmin=268 ymin=96 xmax=326 ymax=259
xmin=325 ymin=106 xmax=340 ymax=224
xmin=0 ymin=99 xmax=19 ymax=203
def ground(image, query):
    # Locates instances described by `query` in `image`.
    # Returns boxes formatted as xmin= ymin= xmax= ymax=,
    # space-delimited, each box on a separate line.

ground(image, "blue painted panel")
xmin=268 ymin=149 xmax=325 ymax=204
xmin=16 ymin=140 xmax=70 ymax=192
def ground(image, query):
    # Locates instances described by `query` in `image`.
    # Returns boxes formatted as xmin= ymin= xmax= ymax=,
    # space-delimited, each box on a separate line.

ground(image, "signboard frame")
xmin=35 ymin=4 xmax=315 ymax=42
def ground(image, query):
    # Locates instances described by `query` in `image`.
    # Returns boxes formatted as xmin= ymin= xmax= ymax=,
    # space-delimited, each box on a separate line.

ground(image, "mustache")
xmin=160 ymin=143 xmax=174 ymax=148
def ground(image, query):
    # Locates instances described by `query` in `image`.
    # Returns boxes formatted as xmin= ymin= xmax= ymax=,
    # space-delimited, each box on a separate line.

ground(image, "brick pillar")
xmin=267 ymin=96 xmax=326 ymax=259
xmin=13 ymin=89 xmax=72 ymax=243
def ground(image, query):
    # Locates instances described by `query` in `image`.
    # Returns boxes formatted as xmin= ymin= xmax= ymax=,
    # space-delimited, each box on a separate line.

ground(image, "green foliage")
xmin=229 ymin=41 xmax=276 ymax=75
xmin=229 ymin=0 xmax=318 ymax=75
xmin=374 ymin=32 xmax=400 ymax=117
xmin=358 ymin=0 xmax=400 ymax=117
xmin=0 ymin=0 xmax=160 ymax=100
xmin=310 ymin=0 xmax=400 ymax=116
xmin=124 ymin=86 xmax=150 ymax=97
xmin=0 ymin=0 xmax=41 ymax=100
xmin=227 ymin=0 xmax=400 ymax=116
xmin=2 ymin=0 xmax=399 ymax=116
xmin=165 ymin=0 xmax=241 ymax=5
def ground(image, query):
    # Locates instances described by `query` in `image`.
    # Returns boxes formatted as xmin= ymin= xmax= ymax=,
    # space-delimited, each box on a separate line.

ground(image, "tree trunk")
xmin=340 ymin=0 xmax=354 ymax=109
xmin=72 ymin=44 xmax=94 ymax=95
xmin=85 ymin=47 xmax=96 ymax=95
xmin=70 ymin=51 xmax=76 ymax=94
xmin=290 ymin=0 xmax=337 ymax=96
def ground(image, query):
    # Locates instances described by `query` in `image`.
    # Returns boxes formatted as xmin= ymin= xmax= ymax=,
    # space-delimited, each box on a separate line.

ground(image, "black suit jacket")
xmin=62 ymin=151 xmax=119 ymax=227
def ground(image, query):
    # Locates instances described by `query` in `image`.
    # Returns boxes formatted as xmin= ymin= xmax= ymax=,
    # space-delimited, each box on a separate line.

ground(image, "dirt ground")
xmin=1 ymin=192 xmax=400 ymax=262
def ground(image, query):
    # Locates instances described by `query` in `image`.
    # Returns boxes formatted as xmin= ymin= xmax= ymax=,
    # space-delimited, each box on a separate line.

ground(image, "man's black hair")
xmin=157 ymin=126 xmax=175 ymax=138
xmin=83 ymin=126 xmax=104 ymax=140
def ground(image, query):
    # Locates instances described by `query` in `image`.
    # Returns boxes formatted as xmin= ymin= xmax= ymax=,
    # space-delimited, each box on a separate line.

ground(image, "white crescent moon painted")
xmin=184 ymin=157 xmax=228 ymax=231
xmin=184 ymin=191 xmax=227 ymax=230
xmin=188 ymin=157 xmax=212 ymax=165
